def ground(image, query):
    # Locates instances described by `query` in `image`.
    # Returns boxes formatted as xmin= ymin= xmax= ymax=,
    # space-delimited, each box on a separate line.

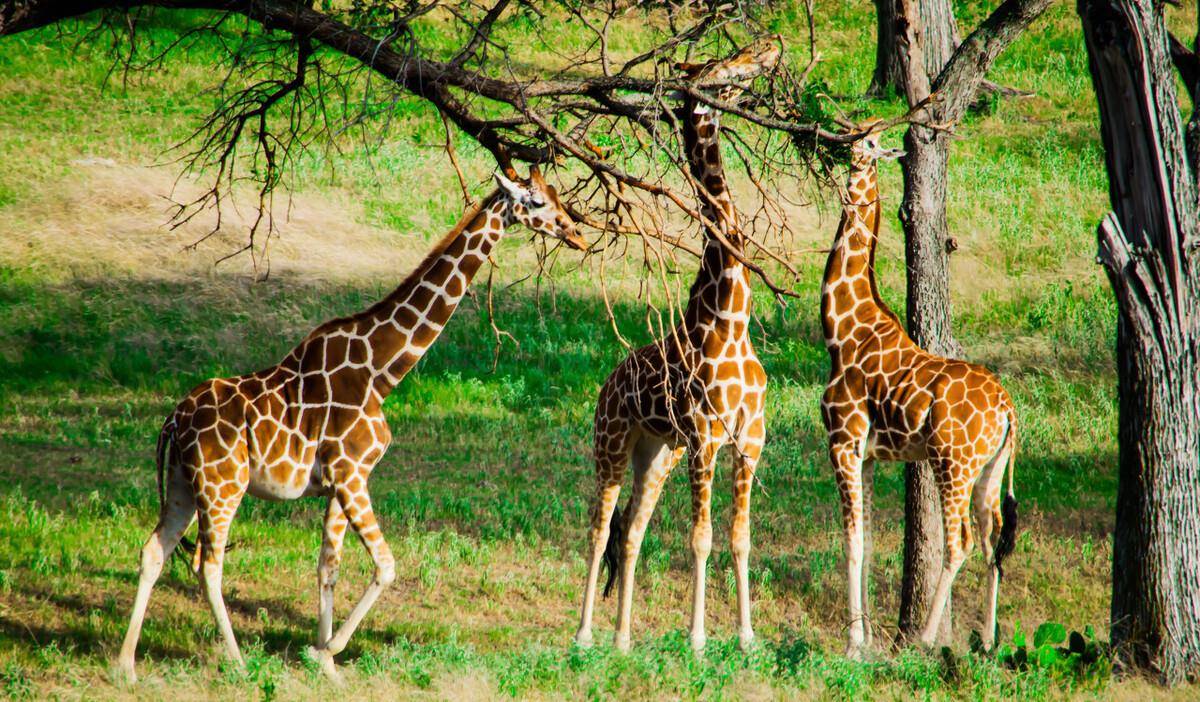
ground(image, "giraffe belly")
xmin=865 ymin=429 xmax=927 ymax=463
xmin=246 ymin=461 xmax=318 ymax=501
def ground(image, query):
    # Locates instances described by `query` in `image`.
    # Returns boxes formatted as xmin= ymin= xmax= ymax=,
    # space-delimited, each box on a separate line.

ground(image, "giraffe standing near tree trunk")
xmin=820 ymin=123 xmax=1019 ymax=657
xmin=115 ymin=167 xmax=585 ymax=684
xmin=573 ymin=38 xmax=780 ymax=654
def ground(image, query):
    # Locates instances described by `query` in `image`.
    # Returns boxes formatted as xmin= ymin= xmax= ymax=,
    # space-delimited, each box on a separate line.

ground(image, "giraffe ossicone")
xmin=114 ymin=167 xmax=583 ymax=684
xmin=820 ymin=121 xmax=1019 ymax=657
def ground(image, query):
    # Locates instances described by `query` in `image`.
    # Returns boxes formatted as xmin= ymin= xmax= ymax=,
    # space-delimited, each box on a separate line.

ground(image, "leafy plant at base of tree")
xmin=988 ymin=622 xmax=1111 ymax=685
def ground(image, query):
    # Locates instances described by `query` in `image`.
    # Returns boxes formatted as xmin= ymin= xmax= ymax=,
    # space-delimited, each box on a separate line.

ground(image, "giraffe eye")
xmin=529 ymin=198 xmax=546 ymax=208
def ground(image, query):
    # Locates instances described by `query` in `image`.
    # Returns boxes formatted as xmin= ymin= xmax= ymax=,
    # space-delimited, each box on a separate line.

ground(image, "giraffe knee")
xmin=622 ymin=535 xmax=641 ymax=560
xmin=139 ymin=538 xmax=165 ymax=574
xmin=730 ymin=523 xmax=750 ymax=558
xmin=200 ymin=559 xmax=224 ymax=589
xmin=731 ymin=535 xmax=750 ymax=562
xmin=318 ymin=555 xmax=341 ymax=586
xmin=961 ymin=521 xmax=975 ymax=554
xmin=692 ymin=523 xmax=713 ymax=558
xmin=946 ymin=539 xmax=969 ymax=570
xmin=990 ymin=506 xmax=1004 ymax=543
xmin=589 ymin=524 xmax=611 ymax=553
xmin=375 ymin=556 xmax=396 ymax=588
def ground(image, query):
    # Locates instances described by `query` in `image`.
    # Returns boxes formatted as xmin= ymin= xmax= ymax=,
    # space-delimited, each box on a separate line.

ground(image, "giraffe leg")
xmin=190 ymin=537 xmax=202 ymax=576
xmin=613 ymin=437 xmax=678 ymax=653
xmin=973 ymin=446 xmax=1010 ymax=651
xmin=918 ymin=462 xmax=974 ymax=648
xmin=860 ymin=459 xmax=876 ymax=650
xmin=831 ymin=440 xmax=867 ymax=658
xmin=196 ymin=480 xmax=248 ymax=667
xmin=731 ymin=420 xmax=764 ymax=651
xmin=309 ymin=497 xmax=348 ymax=681
xmin=686 ymin=438 xmax=720 ymax=654
xmin=323 ymin=479 xmax=395 ymax=656
xmin=574 ymin=416 xmax=633 ymax=648
xmin=116 ymin=464 xmax=196 ymax=683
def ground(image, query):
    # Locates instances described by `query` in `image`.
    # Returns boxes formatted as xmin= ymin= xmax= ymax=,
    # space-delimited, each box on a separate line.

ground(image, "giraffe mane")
xmin=357 ymin=189 xmax=500 ymax=319
xmin=412 ymin=189 xmax=500 ymax=282
xmin=865 ymin=203 xmax=905 ymax=329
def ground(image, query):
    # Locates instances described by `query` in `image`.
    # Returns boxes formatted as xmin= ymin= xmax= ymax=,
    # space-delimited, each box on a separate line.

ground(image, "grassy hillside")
xmin=0 ymin=2 xmax=1176 ymax=699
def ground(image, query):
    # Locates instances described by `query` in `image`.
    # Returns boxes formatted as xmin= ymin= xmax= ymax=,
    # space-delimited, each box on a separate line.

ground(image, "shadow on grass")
xmin=0 ymin=274 xmax=1117 ymax=574
xmin=0 ymin=564 xmax=404 ymax=663
xmin=0 ymin=273 xmax=832 ymax=399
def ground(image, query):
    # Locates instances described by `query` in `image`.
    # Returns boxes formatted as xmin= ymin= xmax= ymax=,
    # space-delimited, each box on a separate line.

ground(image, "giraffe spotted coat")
xmin=574 ymin=39 xmax=780 ymax=654
xmin=116 ymin=168 xmax=584 ymax=683
xmin=821 ymin=127 xmax=1018 ymax=656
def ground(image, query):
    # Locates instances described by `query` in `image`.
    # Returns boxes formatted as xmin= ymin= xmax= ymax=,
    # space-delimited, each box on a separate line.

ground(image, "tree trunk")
xmin=887 ymin=0 xmax=1052 ymax=645
xmin=869 ymin=0 xmax=958 ymax=97
xmin=900 ymin=128 xmax=958 ymax=357
xmin=897 ymin=123 xmax=958 ymax=644
xmin=1080 ymin=0 xmax=1200 ymax=684
xmin=888 ymin=0 xmax=959 ymax=646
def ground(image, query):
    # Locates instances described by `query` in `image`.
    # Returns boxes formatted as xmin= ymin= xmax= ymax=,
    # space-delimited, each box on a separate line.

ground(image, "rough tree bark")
xmin=892 ymin=0 xmax=958 ymax=645
xmin=869 ymin=0 xmax=958 ymax=97
xmin=1168 ymin=29 xmax=1200 ymax=180
xmin=1079 ymin=0 xmax=1200 ymax=685
xmin=885 ymin=0 xmax=1053 ymax=645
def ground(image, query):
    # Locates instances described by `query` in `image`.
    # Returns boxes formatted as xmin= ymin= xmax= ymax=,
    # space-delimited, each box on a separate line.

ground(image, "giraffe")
xmin=115 ymin=167 xmax=585 ymax=683
xmin=573 ymin=40 xmax=779 ymax=655
xmin=820 ymin=123 xmax=1019 ymax=657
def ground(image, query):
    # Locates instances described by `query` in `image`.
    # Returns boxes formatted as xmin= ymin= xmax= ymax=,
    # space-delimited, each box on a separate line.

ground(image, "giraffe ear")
xmin=493 ymin=170 xmax=525 ymax=200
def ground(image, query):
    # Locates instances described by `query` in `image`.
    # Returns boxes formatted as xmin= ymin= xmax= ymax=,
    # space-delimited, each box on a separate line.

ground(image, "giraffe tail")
xmin=992 ymin=410 xmax=1019 ymax=580
xmin=155 ymin=417 xmax=174 ymax=513
xmin=601 ymin=505 xmax=625 ymax=598
xmin=154 ymin=416 xmax=197 ymax=556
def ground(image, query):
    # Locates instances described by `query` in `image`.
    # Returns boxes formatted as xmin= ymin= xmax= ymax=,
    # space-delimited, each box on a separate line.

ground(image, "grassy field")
xmin=0 ymin=2 xmax=1184 ymax=699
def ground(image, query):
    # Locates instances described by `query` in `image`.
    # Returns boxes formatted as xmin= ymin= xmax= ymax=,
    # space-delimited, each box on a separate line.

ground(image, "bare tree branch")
xmin=0 ymin=0 xmax=944 ymax=298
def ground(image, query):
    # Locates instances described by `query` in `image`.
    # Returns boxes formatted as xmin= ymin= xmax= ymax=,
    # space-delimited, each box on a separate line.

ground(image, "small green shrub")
xmin=1 ymin=661 xmax=33 ymax=699
xmin=992 ymin=622 xmax=1111 ymax=685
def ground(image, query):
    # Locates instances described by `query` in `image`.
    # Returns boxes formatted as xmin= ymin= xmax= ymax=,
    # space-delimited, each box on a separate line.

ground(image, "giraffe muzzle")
xmin=557 ymin=227 xmax=589 ymax=252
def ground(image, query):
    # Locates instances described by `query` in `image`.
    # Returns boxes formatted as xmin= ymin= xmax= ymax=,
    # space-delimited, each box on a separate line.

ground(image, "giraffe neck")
xmin=681 ymin=104 xmax=751 ymax=342
xmin=820 ymin=160 xmax=903 ymax=354
xmin=355 ymin=191 xmax=512 ymax=396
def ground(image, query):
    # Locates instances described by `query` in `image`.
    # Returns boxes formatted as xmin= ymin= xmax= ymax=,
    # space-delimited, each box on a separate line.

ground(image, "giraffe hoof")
xmin=307 ymin=646 xmax=342 ymax=685
xmin=844 ymin=641 xmax=865 ymax=661
xmin=573 ymin=630 xmax=594 ymax=649
xmin=738 ymin=630 xmax=757 ymax=653
xmin=614 ymin=634 xmax=632 ymax=654
xmin=112 ymin=660 xmax=137 ymax=686
xmin=916 ymin=635 xmax=938 ymax=653
xmin=689 ymin=632 xmax=707 ymax=654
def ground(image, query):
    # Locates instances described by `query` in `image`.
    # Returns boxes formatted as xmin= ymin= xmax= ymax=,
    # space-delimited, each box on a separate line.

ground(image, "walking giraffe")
xmin=820 ymin=123 xmax=1018 ymax=657
xmin=116 ymin=167 xmax=585 ymax=683
xmin=573 ymin=39 xmax=780 ymax=654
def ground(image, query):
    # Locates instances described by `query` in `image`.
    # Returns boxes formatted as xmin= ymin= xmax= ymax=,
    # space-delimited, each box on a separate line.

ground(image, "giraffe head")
xmin=849 ymin=121 xmax=905 ymax=170
xmin=493 ymin=166 xmax=588 ymax=251
xmin=678 ymin=34 xmax=784 ymax=108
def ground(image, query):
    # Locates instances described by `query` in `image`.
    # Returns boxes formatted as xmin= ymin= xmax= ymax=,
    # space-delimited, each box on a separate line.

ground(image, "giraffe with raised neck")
xmin=821 ymin=124 xmax=1019 ymax=656
xmin=116 ymin=167 xmax=585 ymax=683
xmin=573 ymin=39 xmax=780 ymax=654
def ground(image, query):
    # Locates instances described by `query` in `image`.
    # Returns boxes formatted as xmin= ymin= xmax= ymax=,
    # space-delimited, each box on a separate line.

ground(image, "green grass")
xmin=0 ymin=1 xmax=1158 ymax=699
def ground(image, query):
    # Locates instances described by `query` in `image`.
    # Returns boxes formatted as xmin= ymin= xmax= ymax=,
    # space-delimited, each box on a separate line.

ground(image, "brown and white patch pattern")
xmin=574 ymin=76 xmax=768 ymax=655
xmin=820 ymin=128 xmax=1018 ymax=656
xmin=116 ymin=174 xmax=579 ymax=683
